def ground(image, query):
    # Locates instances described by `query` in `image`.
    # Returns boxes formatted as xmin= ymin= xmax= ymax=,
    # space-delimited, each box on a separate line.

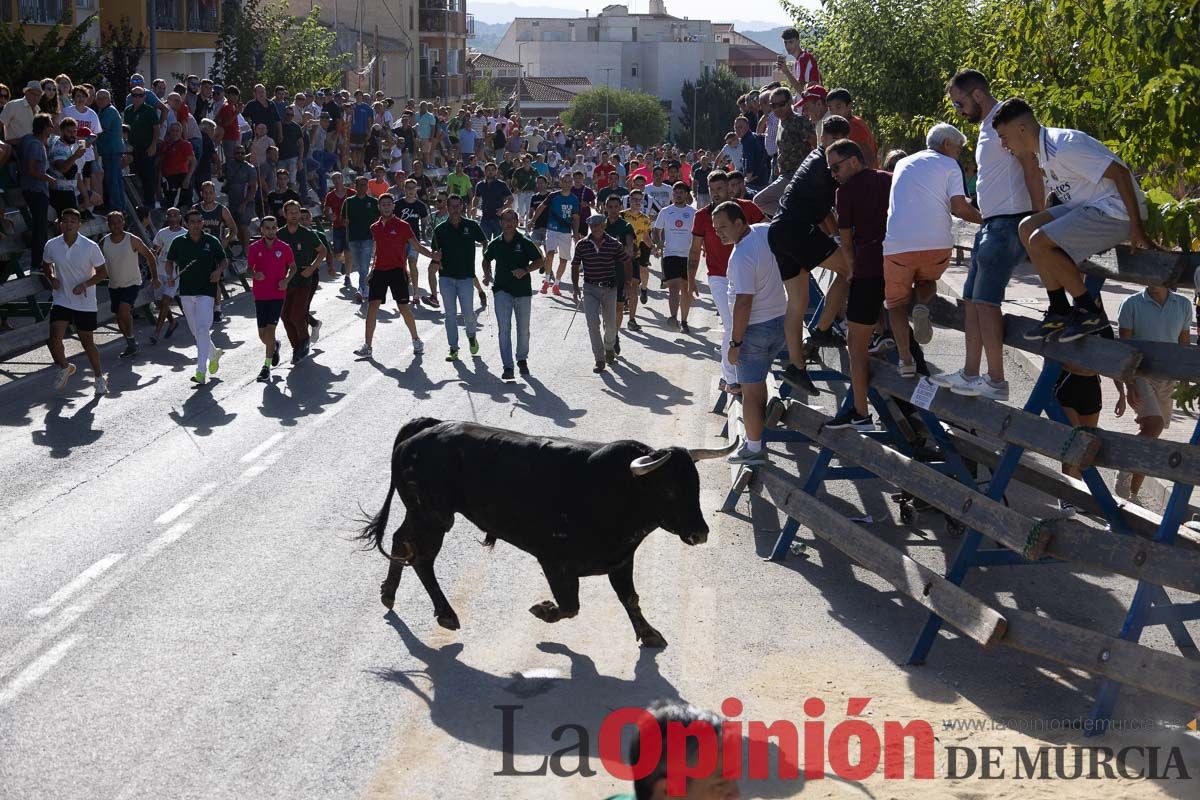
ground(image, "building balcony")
xmin=146 ymin=0 xmax=217 ymax=32
xmin=419 ymin=74 xmax=471 ymax=100
xmin=419 ymin=9 xmax=471 ymax=36
xmin=7 ymin=0 xmax=71 ymax=24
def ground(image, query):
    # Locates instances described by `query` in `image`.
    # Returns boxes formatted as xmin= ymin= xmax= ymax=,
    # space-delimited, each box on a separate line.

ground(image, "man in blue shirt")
xmin=533 ymin=173 xmax=581 ymax=295
xmin=92 ymin=89 xmax=125 ymax=212
xmin=471 ymin=162 xmax=513 ymax=240
xmin=349 ymin=91 xmax=374 ymax=171
xmin=415 ymin=101 xmax=437 ymax=166
xmin=736 ymin=115 xmax=770 ymax=193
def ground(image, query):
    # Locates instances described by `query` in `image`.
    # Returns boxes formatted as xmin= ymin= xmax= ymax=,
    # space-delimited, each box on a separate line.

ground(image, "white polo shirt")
xmin=976 ymin=101 xmax=1031 ymax=218
xmin=728 ymin=224 xmax=787 ymax=325
xmin=1038 ymin=126 xmax=1143 ymax=220
xmin=653 ymin=203 xmax=697 ymax=258
xmin=883 ymin=149 xmax=965 ymax=255
xmin=44 ymin=233 xmax=106 ymax=313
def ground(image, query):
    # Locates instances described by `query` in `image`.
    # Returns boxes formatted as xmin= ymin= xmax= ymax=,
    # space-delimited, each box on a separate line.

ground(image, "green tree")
xmin=562 ymin=87 xmax=668 ymax=146
xmin=259 ymin=4 xmax=348 ymax=92
xmin=678 ymin=66 xmax=747 ymax=151
xmin=212 ymin=0 xmax=264 ymax=91
xmin=472 ymin=75 xmax=503 ymax=108
xmin=99 ymin=18 xmax=146 ymax=108
xmin=0 ymin=14 xmax=102 ymax=88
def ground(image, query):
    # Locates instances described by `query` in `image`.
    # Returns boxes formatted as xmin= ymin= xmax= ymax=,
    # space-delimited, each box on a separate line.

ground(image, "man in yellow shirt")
xmin=621 ymin=189 xmax=654 ymax=330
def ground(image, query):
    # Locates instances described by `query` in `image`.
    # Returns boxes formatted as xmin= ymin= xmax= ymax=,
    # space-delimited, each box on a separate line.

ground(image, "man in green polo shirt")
xmin=446 ymin=160 xmax=472 ymax=202
xmin=512 ymin=154 xmax=539 ymax=225
xmin=277 ymin=200 xmax=327 ymax=363
xmin=166 ymin=208 xmax=228 ymax=384
xmin=431 ymin=194 xmax=488 ymax=361
xmin=483 ymin=208 xmax=544 ymax=380
xmin=342 ymin=175 xmax=380 ymax=304
xmin=124 ymin=87 xmax=161 ymax=210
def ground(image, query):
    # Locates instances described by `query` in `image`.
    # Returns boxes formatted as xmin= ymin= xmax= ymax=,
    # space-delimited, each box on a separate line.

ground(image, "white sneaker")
xmin=930 ymin=369 xmax=976 ymax=391
xmin=949 ymin=373 xmax=984 ymax=396
xmin=354 ymin=343 xmax=373 ymax=357
xmin=727 ymin=443 xmax=769 ymax=465
xmin=974 ymin=376 xmax=1009 ymax=401
xmin=94 ymin=375 xmax=108 ymax=396
xmin=912 ymin=304 xmax=933 ymax=345
xmin=1115 ymin=471 xmax=1133 ymax=500
xmin=898 ymin=360 xmax=917 ymax=378
xmin=55 ymin=363 xmax=77 ymax=391
xmin=207 ymin=347 xmax=224 ymax=375
xmin=412 ymin=339 xmax=424 ymax=355
xmin=309 ymin=319 xmax=322 ymax=343
xmin=1059 ymin=499 xmax=1077 ymax=517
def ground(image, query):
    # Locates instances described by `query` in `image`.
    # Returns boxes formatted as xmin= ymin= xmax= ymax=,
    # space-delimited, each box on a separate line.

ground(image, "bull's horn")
xmin=688 ymin=437 xmax=740 ymax=462
xmin=630 ymin=451 xmax=672 ymax=476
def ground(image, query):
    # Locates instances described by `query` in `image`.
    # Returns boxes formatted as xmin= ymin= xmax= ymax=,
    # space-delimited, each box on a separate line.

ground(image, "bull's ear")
xmin=630 ymin=450 xmax=671 ymax=477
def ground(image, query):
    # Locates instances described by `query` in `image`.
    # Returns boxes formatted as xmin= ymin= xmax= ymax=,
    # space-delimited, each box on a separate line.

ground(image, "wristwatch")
xmin=730 ymin=339 xmax=742 ymax=348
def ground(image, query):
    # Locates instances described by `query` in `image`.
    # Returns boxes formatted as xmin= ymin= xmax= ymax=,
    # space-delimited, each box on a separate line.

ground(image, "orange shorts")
xmin=883 ymin=248 xmax=952 ymax=308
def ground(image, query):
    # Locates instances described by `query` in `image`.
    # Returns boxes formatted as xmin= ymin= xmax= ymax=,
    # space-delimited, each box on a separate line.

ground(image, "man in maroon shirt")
xmin=826 ymin=138 xmax=892 ymax=431
xmin=689 ymin=170 xmax=765 ymax=393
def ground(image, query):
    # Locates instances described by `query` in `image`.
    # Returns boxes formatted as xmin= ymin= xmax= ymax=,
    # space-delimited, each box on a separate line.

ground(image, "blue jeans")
xmin=479 ymin=217 xmax=502 ymax=240
xmin=101 ymin=153 xmax=125 ymax=211
xmin=439 ymin=276 xmax=477 ymax=352
xmin=737 ymin=315 xmax=787 ymax=385
xmin=493 ymin=290 xmax=531 ymax=368
xmin=309 ymin=150 xmax=337 ymax=198
xmin=962 ymin=213 xmax=1026 ymax=307
xmin=348 ymin=239 xmax=374 ymax=299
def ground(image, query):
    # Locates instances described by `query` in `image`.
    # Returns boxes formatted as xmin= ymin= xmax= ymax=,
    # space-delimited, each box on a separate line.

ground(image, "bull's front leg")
xmin=529 ymin=561 xmax=580 ymax=623
xmin=608 ymin=557 xmax=666 ymax=648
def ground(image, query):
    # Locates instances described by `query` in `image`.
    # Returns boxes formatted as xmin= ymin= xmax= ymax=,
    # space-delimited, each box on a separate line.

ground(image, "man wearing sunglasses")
xmin=123 ymin=86 xmax=161 ymax=209
xmin=752 ymin=87 xmax=815 ymax=217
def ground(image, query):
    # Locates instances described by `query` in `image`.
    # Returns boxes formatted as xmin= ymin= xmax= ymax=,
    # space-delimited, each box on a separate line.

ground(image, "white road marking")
xmin=239 ymin=432 xmax=286 ymax=463
xmin=27 ymin=554 xmax=125 ymax=619
xmin=153 ymin=482 xmax=217 ymax=526
xmin=0 ymin=636 xmax=79 ymax=707
xmin=145 ymin=523 xmax=193 ymax=556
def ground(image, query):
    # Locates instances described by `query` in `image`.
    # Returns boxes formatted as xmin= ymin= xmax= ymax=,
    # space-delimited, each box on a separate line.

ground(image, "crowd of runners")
xmin=5 ymin=26 xmax=1194 ymax=496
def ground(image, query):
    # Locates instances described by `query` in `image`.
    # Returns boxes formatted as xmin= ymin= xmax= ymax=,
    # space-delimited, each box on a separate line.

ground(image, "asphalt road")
xmin=1 ymin=262 xmax=1196 ymax=799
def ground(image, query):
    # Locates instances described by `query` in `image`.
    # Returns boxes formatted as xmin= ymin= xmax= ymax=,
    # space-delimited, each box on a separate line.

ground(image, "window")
xmin=187 ymin=0 xmax=217 ymax=32
xmin=631 ymin=62 xmax=638 ymax=77
xmin=148 ymin=0 xmax=182 ymax=30
xmin=447 ymin=48 xmax=460 ymax=75
xmin=18 ymin=0 xmax=65 ymax=23
xmin=76 ymin=0 xmax=97 ymax=10
xmin=631 ymin=27 xmax=637 ymax=42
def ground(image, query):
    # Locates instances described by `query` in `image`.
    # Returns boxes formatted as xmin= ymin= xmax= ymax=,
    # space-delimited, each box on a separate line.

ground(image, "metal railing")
xmin=17 ymin=0 xmax=65 ymax=23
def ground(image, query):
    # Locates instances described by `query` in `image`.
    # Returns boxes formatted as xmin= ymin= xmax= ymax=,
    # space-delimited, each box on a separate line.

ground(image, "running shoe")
xmin=1114 ymin=471 xmax=1133 ymax=500
xmin=343 ymin=275 xmax=352 ymax=288
xmin=190 ymin=370 xmax=207 ymax=385
xmin=898 ymin=360 xmax=917 ymax=378
xmin=551 ymin=284 xmax=562 ymax=297
xmin=119 ymin=340 xmax=139 ymax=359
xmin=782 ymin=364 xmax=819 ymax=396
xmin=627 ymin=318 xmax=641 ymax=332
xmin=1059 ymin=499 xmax=1077 ymax=517
xmin=446 ymin=349 xmax=459 ymax=362
xmin=165 ymin=320 xmax=178 ymax=339
xmin=868 ymin=332 xmax=895 ymax=354
xmin=257 ymin=365 xmax=271 ymax=382
xmin=272 ymin=341 xmax=281 ymax=367
xmin=929 ymin=369 xmax=976 ymax=391
xmin=911 ymin=304 xmax=933 ymax=345
xmin=640 ymin=287 xmax=648 ymax=304
xmin=1057 ymin=305 xmax=1110 ymax=343
xmin=592 ymin=361 xmax=605 ymax=373
xmin=501 ymin=367 xmax=515 ymax=381
xmin=517 ymin=359 xmax=529 ymax=375
xmin=292 ymin=343 xmax=309 ymax=364
xmin=679 ymin=320 xmax=690 ymax=334
xmin=727 ymin=442 xmax=768 ymax=465
xmin=354 ymin=344 xmax=373 ymax=358
xmin=213 ymin=308 xmax=224 ymax=324
xmin=310 ymin=319 xmax=322 ymax=343
xmin=605 ymin=349 xmax=617 ymax=364
xmin=668 ymin=317 xmax=679 ymax=330
xmin=824 ymin=409 xmax=875 ymax=432
xmin=208 ymin=347 xmax=224 ymax=374
xmin=354 ymin=291 xmax=364 ymax=304
xmin=1024 ymin=309 xmax=1069 ymax=341
xmin=468 ymin=337 xmax=480 ymax=355
xmin=614 ymin=337 xmax=621 ymax=356
xmin=540 ymin=280 xmax=550 ymax=295
xmin=94 ymin=375 xmax=108 ymax=396
xmin=412 ymin=339 xmax=424 ymax=355
xmin=808 ymin=325 xmax=846 ymax=348
xmin=55 ymin=363 xmax=77 ymax=391
xmin=972 ymin=376 xmax=1009 ymax=401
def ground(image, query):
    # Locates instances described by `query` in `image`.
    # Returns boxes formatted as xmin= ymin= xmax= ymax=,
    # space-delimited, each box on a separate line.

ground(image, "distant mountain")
xmin=742 ymin=26 xmax=789 ymax=55
xmin=470 ymin=20 xmax=509 ymax=55
xmin=470 ymin=3 xmax=581 ymax=25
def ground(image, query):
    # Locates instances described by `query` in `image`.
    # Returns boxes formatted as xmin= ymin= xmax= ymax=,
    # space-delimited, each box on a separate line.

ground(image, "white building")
xmin=493 ymin=1 xmax=727 ymax=134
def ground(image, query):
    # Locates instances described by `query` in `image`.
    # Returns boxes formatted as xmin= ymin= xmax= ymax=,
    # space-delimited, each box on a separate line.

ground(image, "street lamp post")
xmin=600 ymin=66 xmax=615 ymax=133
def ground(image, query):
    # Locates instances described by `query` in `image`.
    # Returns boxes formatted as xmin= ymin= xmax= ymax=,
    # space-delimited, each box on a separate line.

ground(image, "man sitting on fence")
xmin=991 ymin=98 xmax=1155 ymax=343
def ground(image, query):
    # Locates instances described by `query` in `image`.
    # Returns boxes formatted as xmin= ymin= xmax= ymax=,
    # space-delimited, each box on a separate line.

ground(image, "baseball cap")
xmin=213 ymin=84 xmax=224 ymax=93
xmin=586 ymin=213 xmax=605 ymax=225
xmin=799 ymin=85 xmax=828 ymax=105
xmin=77 ymin=125 xmax=92 ymax=137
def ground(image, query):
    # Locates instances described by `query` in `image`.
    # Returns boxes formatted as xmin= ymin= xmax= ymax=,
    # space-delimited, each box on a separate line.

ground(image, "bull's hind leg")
xmin=529 ymin=561 xmax=580 ymax=623
xmin=380 ymin=518 xmax=419 ymax=609
xmin=608 ymin=558 xmax=666 ymax=648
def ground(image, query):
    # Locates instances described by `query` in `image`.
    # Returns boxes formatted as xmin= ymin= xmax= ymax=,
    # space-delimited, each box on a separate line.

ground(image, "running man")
xmin=342 ymin=175 xmax=380 ymax=305
xmin=165 ymin=208 xmax=228 ymax=384
xmin=277 ymin=199 xmax=326 ymax=364
xmin=99 ymin=210 xmax=157 ymax=359
xmin=431 ymin=194 xmax=489 ymax=361
xmin=622 ymin=189 xmax=654 ymax=316
xmin=482 ymin=208 xmax=544 ymax=380
xmin=323 ymin=171 xmax=351 ymax=287
xmin=246 ymin=215 xmax=292 ymax=381
xmin=150 ymin=207 xmax=187 ymax=343
xmin=652 ymin=181 xmax=698 ymax=332
xmin=354 ymin=193 xmax=435 ymax=360
xmin=43 ymin=208 xmax=108 ymax=394
xmin=536 ymin=172 xmax=580 ymax=296
xmin=193 ymin=180 xmax=237 ymax=322
xmin=395 ymin=178 xmax=431 ymax=303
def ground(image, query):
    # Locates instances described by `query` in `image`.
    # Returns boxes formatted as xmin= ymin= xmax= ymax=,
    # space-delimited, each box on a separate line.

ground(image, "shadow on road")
xmin=31 ymin=395 xmax=103 ymax=458
xmin=600 ymin=359 xmax=694 ymax=416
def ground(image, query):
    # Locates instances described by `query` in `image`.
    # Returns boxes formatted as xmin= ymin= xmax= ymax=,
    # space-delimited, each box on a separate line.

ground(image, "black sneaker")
xmin=1057 ymin=305 xmax=1110 ymax=343
xmin=640 ymin=288 xmax=648 ymax=304
xmin=808 ymin=325 xmax=846 ymax=348
xmin=119 ymin=341 xmax=139 ymax=359
xmin=272 ymin=340 xmax=281 ymax=367
xmin=257 ymin=365 xmax=270 ymax=382
xmin=501 ymin=367 xmax=515 ymax=381
xmin=679 ymin=319 xmax=690 ymax=334
xmin=824 ymin=409 xmax=875 ymax=432
xmin=614 ymin=337 xmax=621 ymax=355
xmin=593 ymin=361 xmax=606 ymax=373
xmin=213 ymin=308 xmax=224 ymax=324
xmin=1024 ymin=309 xmax=1070 ymax=341
xmin=517 ymin=359 xmax=530 ymax=375
xmin=868 ymin=332 xmax=895 ymax=354
xmin=627 ymin=318 xmax=641 ymax=332
xmin=783 ymin=364 xmax=819 ymax=396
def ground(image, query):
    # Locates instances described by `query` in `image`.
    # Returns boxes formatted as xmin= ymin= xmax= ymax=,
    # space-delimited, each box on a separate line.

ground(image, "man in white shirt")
xmin=882 ymin=123 xmax=982 ymax=378
xmin=933 ymin=70 xmax=1043 ymax=400
xmin=651 ymin=182 xmax=698 ymax=331
xmin=992 ymin=97 xmax=1154 ymax=343
xmin=643 ymin=166 xmax=673 ymax=218
xmin=713 ymin=202 xmax=788 ymax=466
xmin=42 ymin=208 xmax=108 ymax=394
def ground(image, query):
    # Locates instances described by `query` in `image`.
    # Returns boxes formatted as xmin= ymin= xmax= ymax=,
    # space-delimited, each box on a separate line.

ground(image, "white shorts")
xmin=156 ymin=270 xmax=177 ymax=299
xmin=545 ymin=229 xmax=574 ymax=261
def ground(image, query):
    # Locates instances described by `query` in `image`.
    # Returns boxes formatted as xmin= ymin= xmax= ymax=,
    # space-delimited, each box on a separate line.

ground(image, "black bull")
xmin=358 ymin=418 xmax=737 ymax=647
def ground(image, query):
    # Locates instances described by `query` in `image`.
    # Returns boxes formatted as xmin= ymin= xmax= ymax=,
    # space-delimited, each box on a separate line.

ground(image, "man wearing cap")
xmin=124 ymin=85 xmax=161 ymax=208
xmin=799 ymin=85 xmax=832 ymax=140
xmin=571 ymin=213 xmax=630 ymax=373
xmin=0 ymin=81 xmax=42 ymax=145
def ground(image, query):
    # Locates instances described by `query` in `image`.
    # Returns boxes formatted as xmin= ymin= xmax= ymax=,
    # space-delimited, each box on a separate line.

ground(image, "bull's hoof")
xmin=436 ymin=612 xmax=461 ymax=630
xmin=380 ymin=585 xmax=396 ymax=610
xmin=529 ymin=601 xmax=563 ymax=623
xmin=639 ymin=629 xmax=668 ymax=649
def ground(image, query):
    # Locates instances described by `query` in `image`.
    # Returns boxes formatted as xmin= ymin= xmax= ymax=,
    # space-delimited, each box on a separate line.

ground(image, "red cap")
xmin=799 ymin=85 xmax=828 ymax=105
xmin=77 ymin=125 xmax=93 ymax=137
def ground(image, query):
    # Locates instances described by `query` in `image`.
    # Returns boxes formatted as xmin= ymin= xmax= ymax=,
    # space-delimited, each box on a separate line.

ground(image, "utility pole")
xmin=600 ymin=66 xmax=615 ymax=132
xmin=446 ymin=0 xmax=451 ymax=100
xmin=148 ymin=0 xmax=158 ymax=79
xmin=375 ymin=25 xmax=380 ymax=93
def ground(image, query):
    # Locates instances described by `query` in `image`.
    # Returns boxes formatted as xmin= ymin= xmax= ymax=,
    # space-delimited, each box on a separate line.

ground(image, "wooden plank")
xmin=1123 ymin=339 xmax=1200 ymax=383
xmin=927 ymin=295 xmax=1143 ymax=382
xmin=1044 ymin=522 xmax=1200 ymax=596
xmin=1000 ymin=607 xmax=1200 ymax=706
xmin=869 ymin=360 xmax=1101 ymax=467
xmin=779 ymin=400 xmax=1051 ymax=559
xmin=1087 ymin=426 xmax=1200 ymax=487
xmin=756 ymin=466 xmax=1008 ymax=647
xmin=952 ymin=218 xmax=1191 ymax=288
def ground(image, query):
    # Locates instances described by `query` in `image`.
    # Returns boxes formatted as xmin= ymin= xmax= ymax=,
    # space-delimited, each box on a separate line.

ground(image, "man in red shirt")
xmin=323 ymin=171 xmax=351 ymax=286
xmin=216 ymin=86 xmax=243 ymax=170
xmin=779 ymin=28 xmax=821 ymax=102
xmin=689 ymin=170 xmax=765 ymax=393
xmin=354 ymin=192 xmax=435 ymax=360
xmin=826 ymin=89 xmax=878 ymax=168
xmin=246 ymin=215 xmax=294 ymax=381
xmin=592 ymin=150 xmax=616 ymax=191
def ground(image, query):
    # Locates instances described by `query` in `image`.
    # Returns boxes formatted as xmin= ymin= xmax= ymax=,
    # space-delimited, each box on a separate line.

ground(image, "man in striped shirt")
xmin=780 ymin=28 xmax=822 ymax=103
xmin=571 ymin=213 xmax=631 ymax=373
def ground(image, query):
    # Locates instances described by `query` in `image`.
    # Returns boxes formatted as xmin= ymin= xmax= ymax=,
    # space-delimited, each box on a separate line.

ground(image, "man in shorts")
xmin=99 ymin=210 xmax=157 ymax=359
xmin=43 ymin=208 xmax=107 ymax=394
xmin=354 ymin=193 xmax=434 ymax=360
xmin=825 ymin=138 xmax=890 ymax=431
xmin=536 ymin=172 xmax=581 ymax=296
xmin=652 ymin=181 xmax=698 ymax=332
xmin=151 ymin=207 xmax=187 ymax=343
xmin=767 ymin=114 xmax=853 ymax=394
xmin=714 ymin=201 xmax=787 ymax=466
xmin=1115 ymin=285 xmax=1192 ymax=502
xmin=932 ymin=70 xmax=1042 ymax=400
xmin=881 ymin=123 xmax=982 ymax=377
xmin=247 ymin=215 xmax=293 ymax=381
xmin=992 ymin=98 xmax=1154 ymax=343
xmin=622 ymin=189 xmax=654 ymax=314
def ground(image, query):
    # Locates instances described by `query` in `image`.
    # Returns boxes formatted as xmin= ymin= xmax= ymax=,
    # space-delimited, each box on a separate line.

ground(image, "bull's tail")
xmin=357 ymin=482 xmax=398 ymax=559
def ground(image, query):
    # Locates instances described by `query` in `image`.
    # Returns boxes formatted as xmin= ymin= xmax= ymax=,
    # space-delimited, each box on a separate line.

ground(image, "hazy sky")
xmin=474 ymin=0 xmax=817 ymax=28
